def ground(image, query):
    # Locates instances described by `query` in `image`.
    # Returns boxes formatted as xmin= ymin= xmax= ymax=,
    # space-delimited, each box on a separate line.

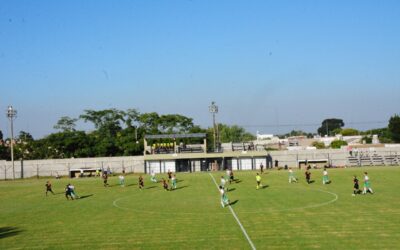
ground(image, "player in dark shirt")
xmin=229 ymin=170 xmax=235 ymax=184
xmin=65 ymin=184 xmax=74 ymax=200
xmin=167 ymin=171 xmax=172 ymax=182
xmin=162 ymin=178 xmax=169 ymax=191
xmin=103 ymin=173 xmax=108 ymax=187
xmin=45 ymin=181 xmax=55 ymax=196
xmin=353 ymin=176 xmax=360 ymax=196
xmin=305 ymin=170 xmax=311 ymax=184
xmin=138 ymin=175 xmax=144 ymax=190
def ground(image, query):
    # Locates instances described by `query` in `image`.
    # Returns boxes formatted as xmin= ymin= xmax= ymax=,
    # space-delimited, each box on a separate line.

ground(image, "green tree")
xmin=330 ymin=140 xmax=348 ymax=149
xmin=14 ymin=131 xmax=35 ymax=160
xmin=80 ymin=109 xmax=127 ymax=156
xmin=388 ymin=114 xmax=400 ymax=143
xmin=54 ymin=116 xmax=78 ymax=132
xmin=218 ymin=124 xmax=255 ymax=143
xmin=0 ymin=130 xmax=8 ymax=160
xmin=361 ymin=127 xmax=392 ymax=143
xmin=317 ymin=118 xmax=345 ymax=136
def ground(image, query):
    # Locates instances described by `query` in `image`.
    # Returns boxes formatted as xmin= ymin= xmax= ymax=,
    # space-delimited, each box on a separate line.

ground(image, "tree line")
xmin=0 ymin=109 xmax=255 ymax=160
xmin=0 ymin=110 xmax=399 ymax=160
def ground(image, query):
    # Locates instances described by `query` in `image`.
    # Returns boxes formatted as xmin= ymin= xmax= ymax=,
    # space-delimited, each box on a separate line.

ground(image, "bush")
xmin=340 ymin=128 xmax=359 ymax=136
xmin=362 ymin=136 xmax=372 ymax=144
xmin=330 ymin=140 xmax=348 ymax=149
xmin=312 ymin=141 xmax=325 ymax=149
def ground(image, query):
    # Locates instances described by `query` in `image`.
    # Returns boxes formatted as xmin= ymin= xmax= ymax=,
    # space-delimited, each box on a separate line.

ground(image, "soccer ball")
xmin=352 ymin=194 xmax=355 ymax=196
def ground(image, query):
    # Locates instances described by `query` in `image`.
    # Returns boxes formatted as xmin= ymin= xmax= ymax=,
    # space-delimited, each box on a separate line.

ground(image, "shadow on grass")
xmin=126 ymin=183 xmax=137 ymax=187
xmin=229 ymin=200 xmax=239 ymax=206
xmin=234 ymin=180 xmax=242 ymax=184
xmin=171 ymin=185 xmax=188 ymax=191
xmin=79 ymin=194 xmax=94 ymax=199
xmin=308 ymin=180 xmax=315 ymax=184
xmin=146 ymin=186 xmax=157 ymax=190
xmin=262 ymin=185 xmax=269 ymax=189
xmin=0 ymin=227 xmax=23 ymax=239
xmin=176 ymin=179 xmax=184 ymax=183
xmin=227 ymin=188 xmax=236 ymax=192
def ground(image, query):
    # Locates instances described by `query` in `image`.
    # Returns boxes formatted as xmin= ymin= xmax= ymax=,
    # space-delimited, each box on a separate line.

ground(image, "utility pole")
xmin=209 ymin=101 xmax=218 ymax=152
xmin=7 ymin=106 xmax=17 ymax=180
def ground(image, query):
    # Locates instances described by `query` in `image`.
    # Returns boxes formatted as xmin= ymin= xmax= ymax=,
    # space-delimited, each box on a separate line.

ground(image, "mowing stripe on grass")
xmin=209 ymin=173 xmax=256 ymax=250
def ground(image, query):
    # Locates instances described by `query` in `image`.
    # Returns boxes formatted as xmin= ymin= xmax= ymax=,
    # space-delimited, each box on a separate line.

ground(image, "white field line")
xmin=209 ymin=173 xmax=256 ymax=250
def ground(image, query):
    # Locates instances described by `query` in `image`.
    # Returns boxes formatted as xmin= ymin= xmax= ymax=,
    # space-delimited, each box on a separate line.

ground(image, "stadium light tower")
xmin=209 ymin=101 xmax=218 ymax=152
xmin=6 ymin=105 xmax=17 ymax=180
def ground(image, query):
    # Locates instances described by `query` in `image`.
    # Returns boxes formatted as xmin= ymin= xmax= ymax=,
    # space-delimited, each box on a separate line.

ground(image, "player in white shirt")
xmin=118 ymin=175 xmax=125 ymax=187
xmin=150 ymin=171 xmax=157 ymax=183
xmin=219 ymin=185 xmax=229 ymax=207
xmin=322 ymin=168 xmax=330 ymax=184
xmin=220 ymin=176 xmax=226 ymax=190
xmin=362 ymin=172 xmax=374 ymax=194
xmin=288 ymin=168 xmax=297 ymax=183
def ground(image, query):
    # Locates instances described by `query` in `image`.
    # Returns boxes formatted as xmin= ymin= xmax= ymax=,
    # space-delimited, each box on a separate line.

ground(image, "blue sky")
xmin=1 ymin=0 xmax=399 ymax=138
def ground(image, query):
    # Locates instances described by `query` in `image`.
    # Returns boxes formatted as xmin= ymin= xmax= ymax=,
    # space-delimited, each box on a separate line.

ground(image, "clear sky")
xmin=1 ymin=0 xmax=399 ymax=139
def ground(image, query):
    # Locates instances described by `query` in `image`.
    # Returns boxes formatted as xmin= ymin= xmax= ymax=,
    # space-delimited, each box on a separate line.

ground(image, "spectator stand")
xmin=144 ymin=133 xmax=207 ymax=155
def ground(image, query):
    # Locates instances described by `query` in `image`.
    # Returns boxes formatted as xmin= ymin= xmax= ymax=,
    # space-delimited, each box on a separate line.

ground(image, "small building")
xmin=143 ymin=133 xmax=274 ymax=173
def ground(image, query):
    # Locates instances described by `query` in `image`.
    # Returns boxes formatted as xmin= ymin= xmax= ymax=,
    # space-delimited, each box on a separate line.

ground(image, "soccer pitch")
xmin=1 ymin=167 xmax=400 ymax=249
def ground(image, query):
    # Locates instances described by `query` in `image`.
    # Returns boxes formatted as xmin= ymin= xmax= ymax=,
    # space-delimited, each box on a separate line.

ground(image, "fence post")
xmin=4 ymin=164 xmax=6 ymax=180
xmin=36 ymin=164 xmax=39 ymax=179
xmin=328 ymin=153 xmax=330 ymax=167
xmin=20 ymin=159 xmax=24 ymax=179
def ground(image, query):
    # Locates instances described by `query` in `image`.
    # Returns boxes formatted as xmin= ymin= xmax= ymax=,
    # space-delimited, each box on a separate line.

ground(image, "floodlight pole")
xmin=135 ymin=125 xmax=139 ymax=144
xmin=7 ymin=106 xmax=17 ymax=180
xmin=209 ymin=101 xmax=218 ymax=152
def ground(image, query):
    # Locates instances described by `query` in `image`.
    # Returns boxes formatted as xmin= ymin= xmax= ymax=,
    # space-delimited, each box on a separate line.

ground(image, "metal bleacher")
xmin=348 ymin=152 xmax=400 ymax=166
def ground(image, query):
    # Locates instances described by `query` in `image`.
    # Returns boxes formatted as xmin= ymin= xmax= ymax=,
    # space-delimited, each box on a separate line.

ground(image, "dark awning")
xmin=145 ymin=133 xmax=206 ymax=139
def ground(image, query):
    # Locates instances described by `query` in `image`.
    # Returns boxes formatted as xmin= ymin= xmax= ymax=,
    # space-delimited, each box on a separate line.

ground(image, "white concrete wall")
xmin=0 ymin=156 xmax=144 ymax=180
xmin=2 ymin=146 xmax=400 ymax=179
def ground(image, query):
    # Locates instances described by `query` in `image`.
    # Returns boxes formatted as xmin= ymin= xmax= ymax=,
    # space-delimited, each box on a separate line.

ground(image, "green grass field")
xmin=1 ymin=167 xmax=400 ymax=249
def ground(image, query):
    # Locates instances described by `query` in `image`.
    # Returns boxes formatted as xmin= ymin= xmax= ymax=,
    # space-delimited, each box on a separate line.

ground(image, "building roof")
xmin=144 ymin=133 xmax=206 ymax=139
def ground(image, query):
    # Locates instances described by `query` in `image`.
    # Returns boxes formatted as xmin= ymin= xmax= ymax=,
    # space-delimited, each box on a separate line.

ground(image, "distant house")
xmin=256 ymin=131 xmax=274 ymax=141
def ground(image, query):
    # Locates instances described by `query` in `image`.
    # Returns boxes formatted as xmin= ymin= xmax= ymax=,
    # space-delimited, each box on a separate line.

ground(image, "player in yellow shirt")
xmin=256 ymin=173 xmax=263 ymax=189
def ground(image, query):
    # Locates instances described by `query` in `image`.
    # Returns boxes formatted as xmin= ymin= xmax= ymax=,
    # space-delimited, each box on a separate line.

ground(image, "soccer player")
xmin=260 ymin=163 xmax=264 ymax=174
xmin=150 ymin=171 xmax=157 ymax=183
xmin=162 ymin=178 xmax=169 ymax=191
xmin=170 ymin=174 xmax=177 ymax=190
xmin=229 ymin=169 xmax=235 ymax=184
xmin=225 ymin=169 xmax=231 ymax=183
xmin=322 ymin=168 xmax=330 ymax=184
xmin=305 ymin=169 xmax=311 ymax=184
xmin=353 ymin=175 xmax=360 ymax=196
xmin=288 ymin=168 xmax=297 ymax=183
xmin=138 ymin=175 xmax=144 ymax=190
xmin=220 ymin=176 xmax=226 ymax=191
xmin=119 ymin=175 xmax=125 ymax=187
xmin=256 ymin=173 xmax=263 ymax=189
xmin=362 ymin=172 xmax=374 ymax=194
xmin=219 ymin=185 xmax=230 ymax=207
xmin=65 ymin=184 xmax=74 ymax=200
xmin=68 ymin=184 xmax=79 ymax=199
xmin=102 ymin=173 xmax=109 ymax=187
xmin=167 ymin=170 xmax=172 ymax=182
xmin=45 ymin=181 xmax=55 ymax=196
